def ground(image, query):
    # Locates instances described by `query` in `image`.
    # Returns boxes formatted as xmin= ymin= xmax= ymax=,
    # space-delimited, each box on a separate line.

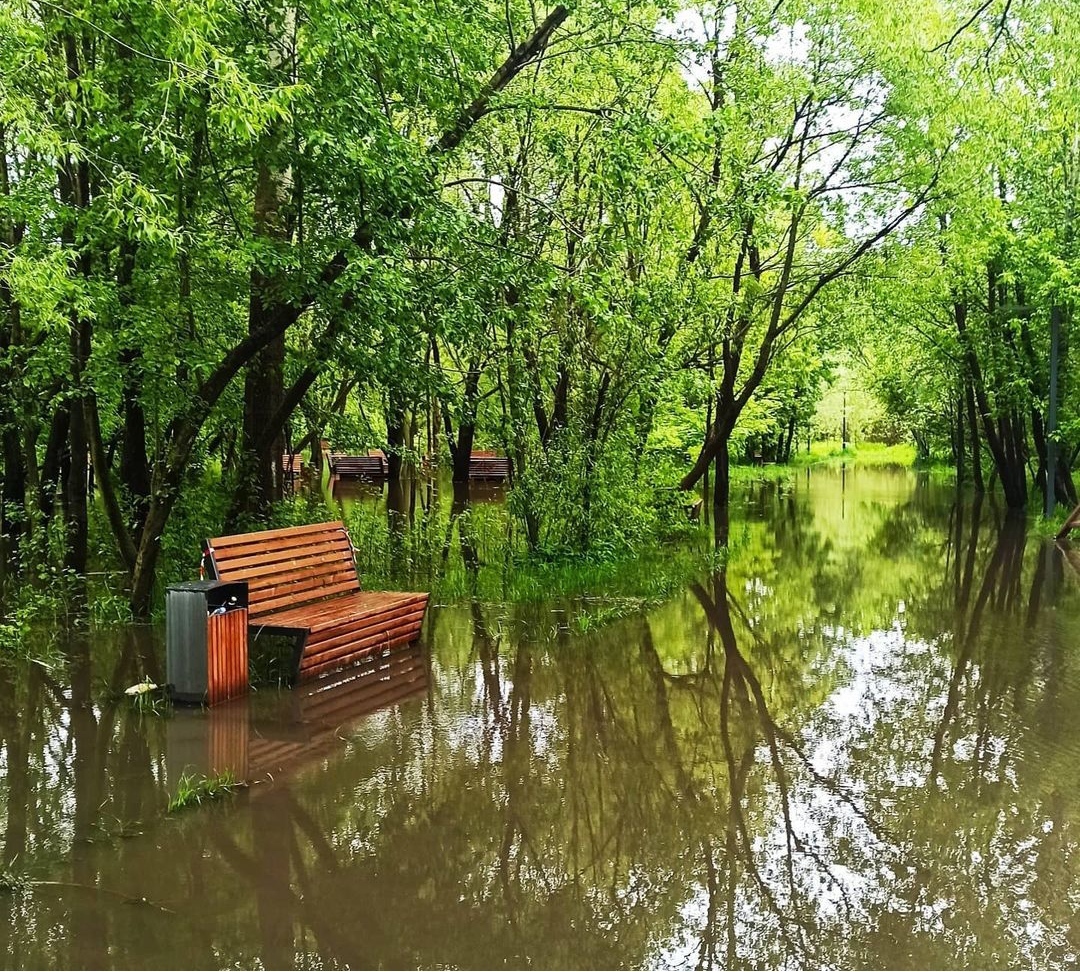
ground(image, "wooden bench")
xmin=202 ymin=521 xmax=428 ymax=683
xmin=468 ymin=450 xmax=510 ymax=481
xmin=281 ymin=453 xmax=304 ymax=477
xmin=280 ymin=453 xmax=304 ymax=496
xmin=327 ymin=449 xmax=387 ymax=479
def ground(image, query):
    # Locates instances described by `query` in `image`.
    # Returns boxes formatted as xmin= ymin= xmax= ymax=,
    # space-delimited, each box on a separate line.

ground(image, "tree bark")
xmin=116 ymin=238 xmax=151 ymax=535
xmin=386 ymin=400 xmax=406 ymax=481
xmin=128 ymin=8 xmax=572 ymax=614
xmin=966 ymin=379 xmax=984 ymax=493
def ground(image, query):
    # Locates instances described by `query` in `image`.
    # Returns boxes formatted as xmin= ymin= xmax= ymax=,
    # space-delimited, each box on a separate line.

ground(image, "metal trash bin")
xmin=166 ymin=580 xmax=249 ymax=705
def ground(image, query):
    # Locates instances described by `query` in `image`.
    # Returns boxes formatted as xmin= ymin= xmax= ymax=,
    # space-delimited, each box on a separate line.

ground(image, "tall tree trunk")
xmin=453 ymin=423 xmax=476 ymax=482
xmin=0 ymin=427 xmax=24 ymax=563
xmin=966 ymin=380 xmax=984 ymax=493
xmin=954 ymin=389 xmax=966 ymax=485
xmin=386 ymin=399 xmax=406 ymax=481
xmin=55 ymin=31 xmax=94 ymax=576
xmin=783 ymin=415 xmax=796 ymax=463
xmin=237 ymin=201 xmax=288 ymax=519
xmin=235 ymin=10 xmax=295 ymax=522
xmin=39 ymin=405 xmax=69 ymax=525
xmin=712 ymin=437 xmax=730 ymax=510
xmin=116 ymin=238 xmax=151 ymax=535
xmin=955 ymin=298 xmax=1027 ymax=508
xmin=0 ymin=123 xmax=27 ymax=558
xmin=65 ymin=302 xmax=90 ymax=575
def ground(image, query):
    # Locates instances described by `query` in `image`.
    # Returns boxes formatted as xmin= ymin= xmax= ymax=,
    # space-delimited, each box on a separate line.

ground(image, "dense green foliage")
xmin=1 ymin=0 xmax=1078 ymax=614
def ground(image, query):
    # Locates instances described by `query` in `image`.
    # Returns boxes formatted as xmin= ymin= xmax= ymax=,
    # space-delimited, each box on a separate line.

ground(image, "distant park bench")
xmin=203 ymin=520 xmax=428 ymax=682
xmin=327 ymin=449 xmax=388 ymax=479
xmin=468 ymin=450 xmax=510 ymax=481
xmin=279 ymin=453 xmax=304 ymax=496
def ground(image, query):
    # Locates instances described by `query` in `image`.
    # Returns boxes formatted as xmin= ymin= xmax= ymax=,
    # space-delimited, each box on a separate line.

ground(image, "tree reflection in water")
xmin=1 ymin=468 xmax=1080 ymax=967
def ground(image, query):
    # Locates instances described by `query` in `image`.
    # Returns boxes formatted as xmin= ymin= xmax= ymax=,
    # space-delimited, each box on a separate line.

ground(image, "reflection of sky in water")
xmin=649 ymin=488 xmax=1080 ymax=968
xmin=4 ymin=468 xmax=1080 ymax=968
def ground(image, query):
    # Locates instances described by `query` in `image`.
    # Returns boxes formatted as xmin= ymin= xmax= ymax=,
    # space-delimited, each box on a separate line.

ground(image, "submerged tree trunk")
xmin=60 ymin=197 xmax=91 ymax=573
xmin=116 ymin=238 xmax=152 ymax=536
xmin=452 ymin=423 xmax=475 ymax=482
xmin=955 ymin=299 xmax=1028 ymax=509
xmin=953 ymin=390 xmax=965 ymax=485
xmin=966 ymin=380 xmax=984 ymax=493
xmin=0 ymin=124 xmax=26 ymax=560
xmin=712 ymin=437 xmax=730 ymax=510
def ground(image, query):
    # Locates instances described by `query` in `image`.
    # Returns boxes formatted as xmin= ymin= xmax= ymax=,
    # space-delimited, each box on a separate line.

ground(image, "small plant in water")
xmin=113 ymin=680 xmax=171 ymax=715
xmin=167 ymin=770 xmax=243 ymax=813
xmin=0 ymin=869 xmax=31 ymax=894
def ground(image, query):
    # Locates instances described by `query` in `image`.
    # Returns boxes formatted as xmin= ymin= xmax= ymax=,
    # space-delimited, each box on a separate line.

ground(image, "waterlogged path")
xmin=2 ymin=466 xmax=1080 ymax=968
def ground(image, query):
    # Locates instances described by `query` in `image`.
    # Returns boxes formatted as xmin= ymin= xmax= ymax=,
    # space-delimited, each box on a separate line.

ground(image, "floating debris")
xmin=124 ymin=682 xmax=158 ymax=697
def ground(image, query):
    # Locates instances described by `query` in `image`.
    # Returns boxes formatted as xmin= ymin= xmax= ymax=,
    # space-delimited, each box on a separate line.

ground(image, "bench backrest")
xmin=205 ymin=520 xmax=360 ymax=620
xmin=469 ymin=454 xmax=510 ymax=479
xmin=330 ymin=453 xmax=386 ymax=472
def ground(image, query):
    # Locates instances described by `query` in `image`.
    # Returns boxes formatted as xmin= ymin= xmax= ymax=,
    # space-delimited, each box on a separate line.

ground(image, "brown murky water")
xmin=3 ymin=466 xmax=1080 ymax=969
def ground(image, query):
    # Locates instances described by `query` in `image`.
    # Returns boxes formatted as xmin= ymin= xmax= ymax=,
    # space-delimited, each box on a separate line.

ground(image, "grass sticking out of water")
xmin=505 ymin=540 xmax=726 ymax=606
xmin=789 ymin=440 xmax=918 ymax=466
xmin=167 ymin=771 xmax=243 ymax=813
xmin=724 ymin=441 xmax=918 ymax=484
xmin=1034 ymin=504 xmax=1073 ymax=539
xmin=125 ymin=684 xmax=171 ymax=716
xmin=572 ymin=598 xmax=655 ymax=633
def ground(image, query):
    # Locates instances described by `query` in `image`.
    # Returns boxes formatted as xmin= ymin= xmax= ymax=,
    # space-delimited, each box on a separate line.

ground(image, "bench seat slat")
xmin=248 ymin=578 xmax=362 ymax=614
xmin=260 ymin=591 xmax=425 ymax=632
xmin=468 ymin=453 xmax=510 ymax=481
xmin=304 ymin=604 xmax=428 ymax=650
xmin=300 ymin=627 xmax=425 ymax=679
xmin=328 ymin=450 xmax=387 ymax=479
xmin=302 ymin=609 xmax=425 ymax=656
xmin=302 ymin=612 xmax=427 ymax=663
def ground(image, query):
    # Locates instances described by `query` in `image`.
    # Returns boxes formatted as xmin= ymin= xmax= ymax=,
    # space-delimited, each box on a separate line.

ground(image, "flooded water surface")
xmin=3 ymin=466 xmax=1080 ymax=969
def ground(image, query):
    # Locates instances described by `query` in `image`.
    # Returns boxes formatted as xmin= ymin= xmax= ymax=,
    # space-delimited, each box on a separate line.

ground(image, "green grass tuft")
xmin=788 ymin=440 xmax=917 ymax=467
xmin=167 ymin=770 xmax=243 ymax=813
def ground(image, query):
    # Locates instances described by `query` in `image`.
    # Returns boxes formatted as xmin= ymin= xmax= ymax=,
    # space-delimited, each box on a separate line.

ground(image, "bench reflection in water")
xmin=166 ymin=642 xmax=429 ymax=785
